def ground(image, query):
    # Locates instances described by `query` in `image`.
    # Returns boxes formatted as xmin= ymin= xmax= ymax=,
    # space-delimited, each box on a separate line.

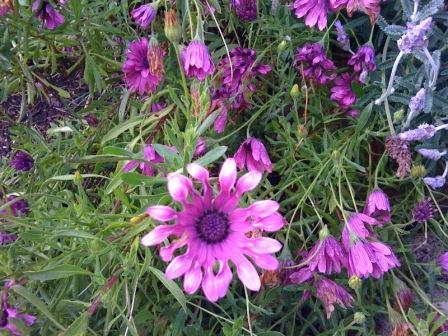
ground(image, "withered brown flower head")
xmin=386 ymin=137 xmax=412 ymax=178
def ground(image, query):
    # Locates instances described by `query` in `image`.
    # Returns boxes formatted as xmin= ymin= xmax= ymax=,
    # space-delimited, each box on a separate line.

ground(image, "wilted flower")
xmin=182 ymin=40 xmax=215 ymax=81
xmin=348 ymin=44 xmax=376 ymax=81
xmin=341 ymin=213 xmax=377 ymax=249
xmin=131 ymin=3 xmax=157 ymax=29
xmin=290 ymin=266 xmax=314 ymax=285
xmin=398 ymin=18 xmax=432 ymax=54
xmin=390 ymin=321 xmax=411 ymax=336
xmin=32 ymin=0 xmax=64 ymax=30
xmin=315 ymin=278 xmax=353 ymax=319
xmin=123 ymin=38 xmax=166 ymax=95
xmin=304 ymin=234 xmax=347 ymax=274
xmin=335 ymin=20 xmax=350 ymax=51
xmin=330 ymin=73 xmax=357 ymax=109
xmin=215 ymin=47 xmax=271 ymax=111
xmin=141 ymin=159 xmax=285 ymax=301
xmin=417 ymin=148 xmax=446 ymax=161
xmin=385 ymin=137 xmax=412 ymax=178
xmin=289 ymin=0 xmax=329 ymax=31
xmin=164 ymin=9 xmax=181 ymax=44
xmin=295 ymin=43 xmax=336 ymax=84
xmin=344 ymin=0 xmax=383 ymax=23
xmin=84 ymin=113 xmax=99 ymax=127
xmin=364 ymin=189 xmax=391 ymax=225
xmin=423 ymin=176 xmax=445 ymax=190
xmin=0 ymin=0 xmax=13 ymax=16
xmin=412 ymin=198 xmax=434 ymax=223
xmin=439 ymin=252 xmax=448 ymax=273
xmin=393 ymin=277 xmax=413 ymax=311
xmin=1 ymin=195 xmax=30 ymax=217
xmin=231 ymin=0 xmax=257 ymax=21
xmin=123 ymin=144 xmax=164 ymax=176
xmin=409 ymin=88 xmax=426 ymax=114
xmin=10 ymin=151 xmax=34 ymax=171
xmin=0 ymin=232 xmax=17 ymax=245
xmin=193 ymin=137 xmax=207 ymax=158
xmin=0 ymin=286 xmax=36 ymax=336
xmin=234 ymin=137 xmax=273 ymax=173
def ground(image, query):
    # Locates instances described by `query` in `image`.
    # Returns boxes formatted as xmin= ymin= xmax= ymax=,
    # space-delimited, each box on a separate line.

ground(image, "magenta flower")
xmin=412 ymin=198 xmax=434 ymax=223
xmin=304 ymin=235 xmax=347 ymax=274
xmin=193 ymin=137 xmax=207 ymax=158
xmin=141 ymin=159 xmax=285 ymax=301
xmin=439 ymin=252 xmax=448 ymax=273
xmin=231 ymin=0 xmax=257 ymax=21
xmin=344 ymin=0 xmax=383 ymax=23
xmin=234 ymin=137 xmax=273 ymax=173
xmin=341 ymin=213 xmax=376 ymax=248
xmin=315 ymin=278 xmax=353 ymax=319
xmin=1 ymin=287 xmax=36 ymax=336
xmin=181 ymin=40 xmax=215 ymax=81
xmin=123 ymin=38 xmax=165 ymax=95
xmin=364 ymin=189 xmax=391 ymax=225
xmin=330 ymin=73 xmax=357 ymax=109
xmin=123 ymin=144 xmax=164 ymax=176
xmin=131 ymin=3 xmax=157 ymax=29
xmin=289 ymin=0 xmax=329 ymax=31
xmin=289 ymin=266 xmax=314 ymax=285
xmin=10 ymin=151 xmax=34 ymax=171
xmin=84 ymin=113 xmax=99 ymax=127
xmin=348 ymin=44 xmax=376 ymax=81
xmin=295 ymin=43 xmax=336 ymax=85
xmin=0 ymin=1 xmax=12 ymax=16
xmin=32 ymin=0 xmax=64 ymax=30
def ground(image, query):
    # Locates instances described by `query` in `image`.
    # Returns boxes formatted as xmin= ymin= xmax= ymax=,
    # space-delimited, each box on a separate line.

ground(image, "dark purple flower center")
xmin=195 ymin=209 xmax=230 ymax=244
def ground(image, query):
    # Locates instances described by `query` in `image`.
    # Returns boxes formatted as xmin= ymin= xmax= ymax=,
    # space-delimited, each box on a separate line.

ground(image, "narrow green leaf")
xmin=101 ymin=117 xmax=144 ymax=144
xmin=25 ymin=264 xmax=92 ymax=281
xmin=194 ymin=146 xmax=227 ymax=166
xmin=63 ymin=313 xmax=88 ymax=336
xmin=147 ymin=266 xmax=187 ymax=312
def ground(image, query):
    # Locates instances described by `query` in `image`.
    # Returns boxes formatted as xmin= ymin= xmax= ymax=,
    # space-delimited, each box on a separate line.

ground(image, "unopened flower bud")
xmin=410 ymin=164 xmax=426 ymax=179
xmin=331 ymin=150 xmax=340 ymax=160
xmin=277 ymin=40 xmax=287 ymax=52
xmin=74 ymin=171 xmax=83 ymax=184
xmin=318 ymin=225 xmax=329 ymax=240
xmin=164 ymin=9 xmax=181 ymax=44
xmin=290 ymin=84 xmax=300 ymax=98
xmin=297 ymin=124 xmax=308 ymax=138
xmin=348 ymin=275 xmax=361 ymax=290
xmin=393 ymin=109 xmax=404 ymax=123
xmin=130 ymin=213 xmax=148 ymax=224
xmin=354 ymin=312 xmax=366 ymax=324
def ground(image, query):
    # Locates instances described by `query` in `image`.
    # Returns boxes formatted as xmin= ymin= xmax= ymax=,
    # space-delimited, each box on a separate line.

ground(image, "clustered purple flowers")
xmin=10 ymin=151 xmax=34 ymax=171
xmin=32 ymin=0 xmax=64 ymax=30
xmin=294 ymin=43 xmax=335 ymax=85
xmin=289 ymin=189 xmax=399 ymax=317
xmin=231 ymin=0 xmax=257 ymax=21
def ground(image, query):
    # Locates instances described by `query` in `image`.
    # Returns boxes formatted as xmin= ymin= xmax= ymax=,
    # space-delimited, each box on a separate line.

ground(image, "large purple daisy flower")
xmin=123 ymin=38 xmax=166 ymax=95
xmin=141 ymin=158 xmax=285 ymax=301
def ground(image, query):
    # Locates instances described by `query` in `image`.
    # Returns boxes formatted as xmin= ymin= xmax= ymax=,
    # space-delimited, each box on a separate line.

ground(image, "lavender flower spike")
xmin=417 ymin=148 xmax=446 ymax=161
xmin=397 ymin=18 xmax=432 ymax=54
xmin=334 ymin=20 xmax=350 ymax=51
xmin=404 ymin=88 xmax=425 ymax=127
xmin=423 ymin=162 xmax=448 ymax=190
xmin=398 ymin=123 xmax=436 ymax=142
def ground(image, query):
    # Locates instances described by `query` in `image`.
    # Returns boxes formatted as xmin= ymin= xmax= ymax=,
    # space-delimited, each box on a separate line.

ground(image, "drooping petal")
xmin=183 ymin=266 xmax=203 ymax=294
xmin=233 ymin=255 xmax=261 ymax=291
xmin=249 ymin=200 xmax=279 ymax=218
xmin=246 ymin=237 xmax=282 ymax=254
xmin=219 ymin=158 xmax=237 ymax=194
xmin=141 ymin=225 xmax=181 ymax=246
xmin=236 ymin=171 xmax=262 ymax=194
xmin=165 ymin=254 xmax=194 ymax=279
xmin=146 ymin=205 xmax=177 ymax=221
xmin=167 ymin=173 xmax=192 ymax=203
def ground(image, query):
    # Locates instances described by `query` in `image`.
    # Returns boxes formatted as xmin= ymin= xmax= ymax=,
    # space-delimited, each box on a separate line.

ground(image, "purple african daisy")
xmin=10 ymin=151 xmax=34 ymax=171
xmin=304 ymin=233 xmax=347 ymax=274
xmin=123 ymin=38 xmax=165 ymax=95
xmin=150 ymin=102 xmax=166 ymax=113
xmin=412 ymin=198 xmax=434 ymax=223
xmin=295 ymin=43 xmax=336 ymax=85
xmin=141 ymin=159 xmax=285 ymax=301
xmin=123 ymin=144 xmax=164 ymax=176
xmin=0 ymin=0 xmax=13 ymax=16
xmin=364 ymin=188 xmax=391 ymax=225
xmin=214 ymin=47 xmax=271 ymax=111
xmin=398 ymin=18 xmax=432 ymax=54
xmin=289 ymin=266 xmax=314 ymax=285
xmin=348 ymin=44 xmax=376 ymax=81
xmin=32 ymin=0 xmax=64 ymax=30
xmin=289 ymin=0 xmax=329 ymax=31
xmin=335 ymin=20 xmax=350 ymax=51
xmin=234 ymin=137 xmax=273 ymax=173
xmin=315 ymin=278 xmax=353 ymax=319
xmin=231 ymin=0 xmax=257 ymax=21
xmin=131 ymin=3 xmax=157 ymax=29
xmin=330 ymin=73 xmax=357 ymax=109
xmin=439 ymin=252 xmax=448 ymax=273
xmin=341 ymin=213 xmax=375 ymax=248
xmin=181 ymin=40 xmax=215 ymax=81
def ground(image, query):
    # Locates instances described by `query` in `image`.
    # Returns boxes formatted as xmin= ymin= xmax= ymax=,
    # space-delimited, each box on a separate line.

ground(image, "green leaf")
xmin=152 ymin=144 xmax=180 ymax=164
xmin=63 ymin=313 xmax=88 ymax=336
xmin=46 ymin=174 xmax=108 ymax=183
xmin=101 ymin=116 xmax=144 ymax=144
xmin=25 ymin=264 xmax=92 ymax=281
xmin=194 ymin=146 xmax=227 ymax=166
xmin=118 ymin=90 xmax=131 ymax=122
xmin=121 ymin=172 xmax=165 ymax=186
xmin=11 ymin=285 xmax=66 ymax=331
xmin=355 ymin=102 xmax=373 ymax=132
xmin=197 ymin=110 xmax=219 ymax=136
xmin=52 ymin=230 xmax=97 ymax=240
xmin=147 ymin=266 xmax=187 ymax=312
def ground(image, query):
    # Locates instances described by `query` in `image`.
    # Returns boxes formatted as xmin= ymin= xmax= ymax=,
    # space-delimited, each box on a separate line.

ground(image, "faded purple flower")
xmin=348 ymin=44 xmax=376 ymax=81
xmin=335 ymin=20 xmax=350 ymax=51
xmin=10 ymin=151 xmax=34 ymax=171
xmin=182 ymin=40 xmax=215 ymax=81
xmin=409 ymin=88 xmax=426 ymax=114
xmin=234 ymin=137 xmax=273 ymax=173
xmin=194 ymin=138 xmax=207 ymax=158
xmin=398 ymin=18 xmax=432 ymax=54
xmin=0 ymin=0 xmax=12 ymax=16
xmin=344 ymin=0 xmax=383 ymax=23
xmin=1 ymin=288 xmax=36 ymax=336
xmin=364 ymin=189 xmax=391 ymax=225
xmin=385 ymin=137 xmax=412 ymax=178
xmin=212 ymin=99 xmax=228 ymax=133
xmin=278 ymin=259 xmax=295 ymax=284
xmin=289 ymin=0 xmax=329 ymax=31
xmin=412 ymin=198 xmax=434 ymax=223
xmin=315 ymin=278 xmax=353 ymax=319
xmin=141 ymin=159 xmax=285 ymax=301
xmin=304 ymin=235 xmax=347 ymax=274
xmin=32 ymin=0 xmax=64 ymax=30
xmin=439 ymin=252 xmax=448 ymax=273
xmin=231 ymin=0 xmax=257 ymax=21
xmin=131 ymin=3 xmax=157 ymax=29
xmin=85 ymin=113 xmax=99 ymax=127
xmin=123 ymin=144 xmax=164 ymax=176
xmin=417 ymin=148 xmax=446 ymax=161
xmin=341 ymin=213 xmax=375 ymax=249
xmin=151 ymin=102 xmax=166 ymax=113
xmin=0 ymin=232 xmax=17 ymax=245
xmin=1 ymin=196 xmax=30 ymax=217
xmin=123 ymin=38 xmax=166 ymax=95
xmin=398 ymin=124 xmax=437 ymax=142
xmin=214 ymin=47 xmax=271 ymax=111
xmin=423 ymin=176 xmax=445 ymax=190
xmin=330 ymin=73 xmax=356 ymax=109
xmin=290 ymin=266 xmax=314 ymax=285
xmin=295 ymin=43 xmax=336 ymax=85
